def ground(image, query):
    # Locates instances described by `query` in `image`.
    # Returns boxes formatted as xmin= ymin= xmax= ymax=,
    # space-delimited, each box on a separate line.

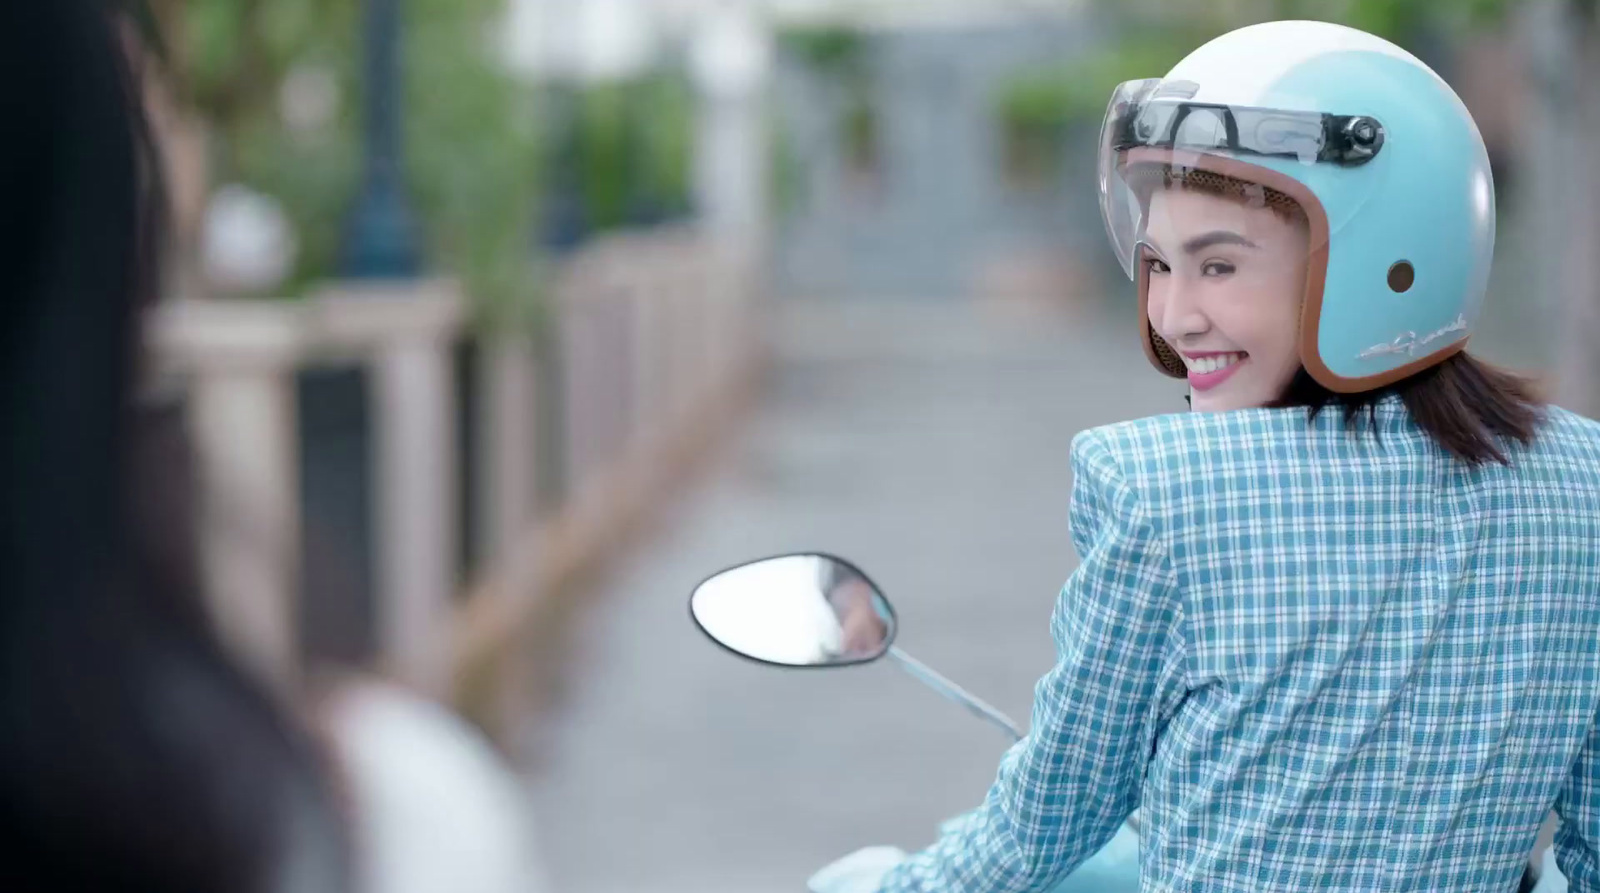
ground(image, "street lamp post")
xmin=342 ymin=0 xmax=422 ymax=278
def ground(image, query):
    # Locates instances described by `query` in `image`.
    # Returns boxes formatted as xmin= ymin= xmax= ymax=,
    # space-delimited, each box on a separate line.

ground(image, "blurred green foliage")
xmin=153 ymin=0 xmax=360 ymax=295
xmin=562 ymin=73 xmax=696 ymax=232
xmin=406 ymin=0 xmax=543 ymax=329
xmin=148 ymin=0 xmax=693 ymax=330
xmin=998 ymin=33 xmax=1195 ymax=131
xmin=776 ymin=23 xmax=880 ymax=179
xmin=767 ymin=107 xmax=802 ymax=221
xmin=631 ymin=75 xmax=697 ymax=223
xmin=157 ymin=0 xmax=543 ymax=321
xmin=777 ymin=24 xmax=870 ymax=81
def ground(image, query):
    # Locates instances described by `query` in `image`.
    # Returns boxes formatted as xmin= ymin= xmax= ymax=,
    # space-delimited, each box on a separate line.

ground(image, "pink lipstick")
xmin=1184 ymin=352 xmax=1248 ymax=391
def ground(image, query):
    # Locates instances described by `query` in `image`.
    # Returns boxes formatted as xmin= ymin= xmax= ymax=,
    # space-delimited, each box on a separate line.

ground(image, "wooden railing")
xmin=147 ymin=225 xmax=765 ymax=724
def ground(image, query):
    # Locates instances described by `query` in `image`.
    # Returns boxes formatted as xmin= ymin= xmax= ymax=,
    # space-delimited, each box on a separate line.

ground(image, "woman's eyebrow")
xmin=1182 ymin=230 xmax=1257 ymax=254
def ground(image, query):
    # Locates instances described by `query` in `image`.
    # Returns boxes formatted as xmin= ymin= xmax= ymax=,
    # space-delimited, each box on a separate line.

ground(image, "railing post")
xmin=480 ymin=335 xmax=539 ymax=569
xmin=317 ymin=282 xmax=464 ymax=695
xmin=373 ymin=336 xmax=455 ymax=692
xmin=148 ymin=301 xmax=305 ymax=693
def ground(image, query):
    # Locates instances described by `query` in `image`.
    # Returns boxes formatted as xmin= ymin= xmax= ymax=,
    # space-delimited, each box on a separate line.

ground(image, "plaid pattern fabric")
xmin=877 ymin=395 xmax=1600 ymax=893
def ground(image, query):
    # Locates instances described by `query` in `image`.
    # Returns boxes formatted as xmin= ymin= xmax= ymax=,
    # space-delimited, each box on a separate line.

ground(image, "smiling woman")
xmin=1096 ymin=38 xmax=1542 ymax=465
xmin=1132 ymin=165 xmax=1311 ymax=413
xmin=1123 ymin=155 xmax=1540 ymax=465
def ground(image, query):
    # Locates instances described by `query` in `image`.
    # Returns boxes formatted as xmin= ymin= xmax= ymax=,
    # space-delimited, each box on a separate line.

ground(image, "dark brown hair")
xmin=1141 ymin=163 xmax=1546 ymax=466
xmin=0 ymin=2 xmax=349 ymax=889
xmin=1269 ymin=355 xmax=1546 ymax=467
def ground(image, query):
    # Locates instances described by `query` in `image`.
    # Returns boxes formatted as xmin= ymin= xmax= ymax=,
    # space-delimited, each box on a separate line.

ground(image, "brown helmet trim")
xmin=1122 ymin=147 xmax=1467 ymax=394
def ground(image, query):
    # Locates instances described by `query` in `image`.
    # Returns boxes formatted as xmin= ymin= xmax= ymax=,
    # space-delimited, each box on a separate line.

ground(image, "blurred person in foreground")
xmin=314 ymin=676 xmax=553 ymax=893
xmin=814 ymin=20 xmax=1596 ymax=893
xmin=0 ymin=4 xmax=551 ymax=892
xmin=0 ymin=1 xmax=348 ymax=889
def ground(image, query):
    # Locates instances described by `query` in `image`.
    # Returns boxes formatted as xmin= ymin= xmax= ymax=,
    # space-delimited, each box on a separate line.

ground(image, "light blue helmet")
xmin=1098 ymin=20 xmax=1495 ymax=393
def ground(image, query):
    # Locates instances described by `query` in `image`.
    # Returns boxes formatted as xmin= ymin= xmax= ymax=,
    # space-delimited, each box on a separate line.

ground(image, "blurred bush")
xmin=776 ymin=23 xmax=881 ymax=184
xmin=558 ymin=72 xmax=696 ymax=233
xmin=143 ymin=0 xmax=694 ymax=330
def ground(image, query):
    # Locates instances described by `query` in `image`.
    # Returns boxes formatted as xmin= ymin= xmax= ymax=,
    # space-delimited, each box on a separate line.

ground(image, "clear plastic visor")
xmin=1097 ymin=78 xmax=1384 ymax=278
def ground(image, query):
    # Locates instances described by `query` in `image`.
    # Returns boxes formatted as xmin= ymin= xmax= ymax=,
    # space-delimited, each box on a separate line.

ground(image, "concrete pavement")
xmin=520 ymin=296 xmax=1177 ymax=893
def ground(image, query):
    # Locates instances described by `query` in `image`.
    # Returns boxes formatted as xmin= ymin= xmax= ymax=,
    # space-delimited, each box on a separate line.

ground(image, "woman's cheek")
xmin=1144 ymin=286 xmax=1166 ymax=327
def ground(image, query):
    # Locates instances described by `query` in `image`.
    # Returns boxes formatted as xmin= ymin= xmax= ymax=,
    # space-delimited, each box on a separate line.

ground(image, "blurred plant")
xmin=143 ymin=0 xmax=546 ymax=330
xmin=842 ymin=95 xmax=880 ymax=175
xmin=140 ymin=0 xmax=356 ymax=294
xmin=405 ymin=0 xmax=544 ymax=330
xmin=993 ymin=33 xmax=1194 ymax=188
xmin=630 ymin=73 xmax=696 ymax=224
xmin=767 ymin=107 xmax=803 ymax=222
xmin=562 ymin=71 xmax=695 ymax=233
xmin=777 ymin=24 xmax=869 ymax=81
xmin=778 ymin=23 xmax=880 ymax=180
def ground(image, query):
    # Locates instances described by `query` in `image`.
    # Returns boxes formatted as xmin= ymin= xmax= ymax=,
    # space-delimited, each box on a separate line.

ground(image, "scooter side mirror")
xmin=690 ymin=554 xmax=897 ymax=668
xmin=692 ymin=553 xmax=1025 ymax=740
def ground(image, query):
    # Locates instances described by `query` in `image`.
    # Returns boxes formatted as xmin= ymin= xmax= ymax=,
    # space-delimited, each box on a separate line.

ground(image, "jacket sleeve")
xmin=876 ymin=429 xmax=1186 ymax=893
xmin=1553 ymin=706 xmax=1600 ymax=892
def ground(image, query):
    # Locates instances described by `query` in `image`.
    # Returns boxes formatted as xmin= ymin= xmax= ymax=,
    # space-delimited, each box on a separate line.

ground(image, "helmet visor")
xmin=1097 ymin=77 xmax=1386 ymax=278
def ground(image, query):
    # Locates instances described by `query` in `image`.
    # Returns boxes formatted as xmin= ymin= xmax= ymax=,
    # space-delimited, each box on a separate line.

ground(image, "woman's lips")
xmin=1187 ymin=353 xmax=1248 ymax=391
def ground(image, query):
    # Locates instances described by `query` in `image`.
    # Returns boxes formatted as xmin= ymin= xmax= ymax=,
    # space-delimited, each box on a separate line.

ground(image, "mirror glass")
xmin=690 ymin=554 xmax=896 ymax=667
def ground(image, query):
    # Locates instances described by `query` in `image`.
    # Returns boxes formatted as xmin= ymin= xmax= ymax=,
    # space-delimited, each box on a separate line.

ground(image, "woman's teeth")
xmin=1188 ymin=352 xmax=1247 ymax=374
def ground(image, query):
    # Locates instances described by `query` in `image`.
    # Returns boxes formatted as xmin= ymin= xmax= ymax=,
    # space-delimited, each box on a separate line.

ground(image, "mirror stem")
xmin=887 ymin=646 xmax=1025 ymax=743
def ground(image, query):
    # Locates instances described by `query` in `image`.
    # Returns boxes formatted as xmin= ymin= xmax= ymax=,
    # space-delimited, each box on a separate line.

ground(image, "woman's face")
xmin=1142 ymin=186 xmax=1310 ymax=412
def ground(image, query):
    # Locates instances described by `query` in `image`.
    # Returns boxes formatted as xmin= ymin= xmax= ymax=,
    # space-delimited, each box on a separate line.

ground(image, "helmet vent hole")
xmin=1388 ymin=261 xmax=1415 ymax=293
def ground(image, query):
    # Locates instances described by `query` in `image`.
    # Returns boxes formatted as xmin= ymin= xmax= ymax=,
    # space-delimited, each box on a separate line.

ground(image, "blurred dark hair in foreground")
xmin=0 ymin=2 xmax=347 ymax=889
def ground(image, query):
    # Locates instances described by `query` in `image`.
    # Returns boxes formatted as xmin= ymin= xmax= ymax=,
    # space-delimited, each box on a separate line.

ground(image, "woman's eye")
xmin=1145 ymin=257 xmax=1170 ymax=274
xmin=1202 ymin=260 xmax=1236 ymax=277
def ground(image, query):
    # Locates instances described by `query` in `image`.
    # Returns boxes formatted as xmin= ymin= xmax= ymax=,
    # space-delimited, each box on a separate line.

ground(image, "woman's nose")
xmin=1154 ymin=280 xmax=1209 ymax=343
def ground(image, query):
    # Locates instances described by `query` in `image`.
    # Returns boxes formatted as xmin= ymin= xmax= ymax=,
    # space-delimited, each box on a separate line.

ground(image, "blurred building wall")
xmin=771 ymin=18 xmax=1106 ymax=300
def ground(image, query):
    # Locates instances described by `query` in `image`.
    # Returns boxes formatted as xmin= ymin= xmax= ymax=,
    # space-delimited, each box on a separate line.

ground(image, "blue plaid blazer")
xmin=878 ymin=394 xmax=1600 ymax=892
